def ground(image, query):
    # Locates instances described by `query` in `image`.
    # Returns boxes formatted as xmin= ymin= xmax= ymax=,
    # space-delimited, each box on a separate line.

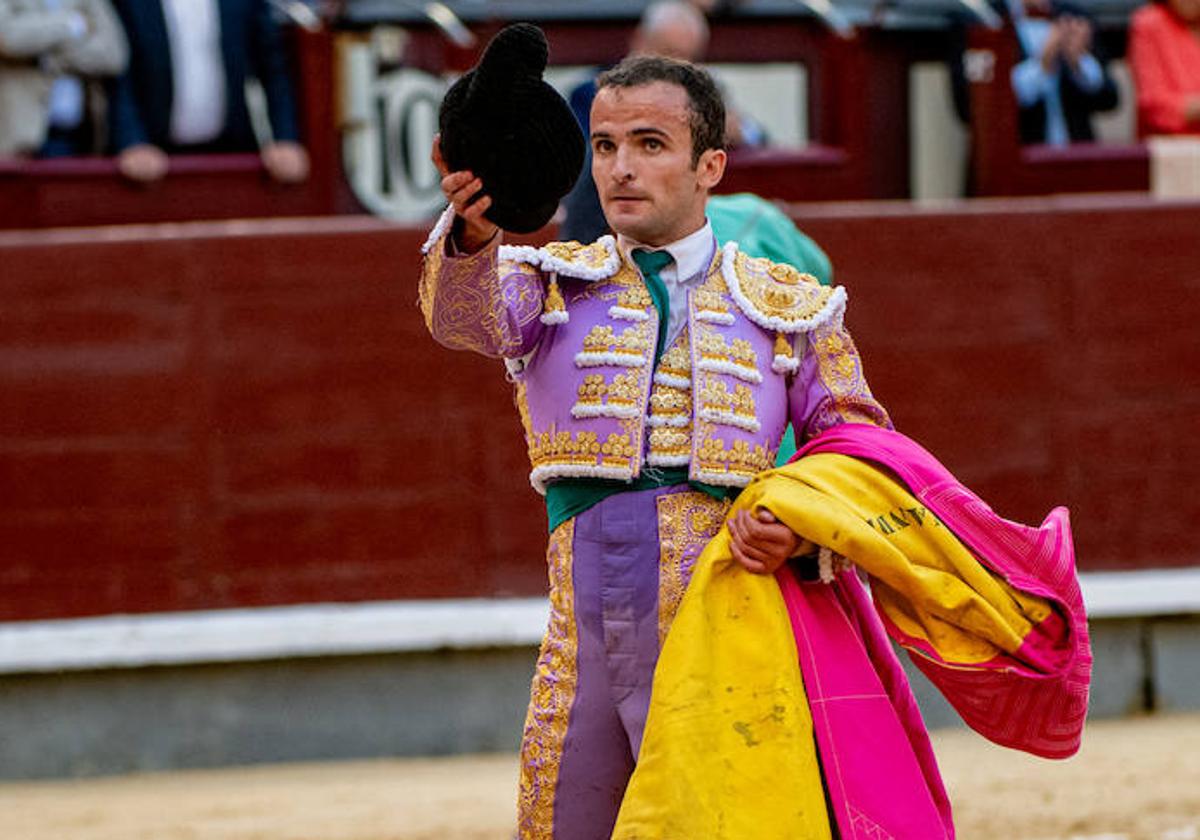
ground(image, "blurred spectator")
xmin=0 ymin=0 xmax=128 ymax=158
xmin=561 ymin=0 xmax=766 ymax=241
xmin=706 ymin=193 xmax=831 ymax=285
xmin=1009 ymin=0 xmax=1118 ymax=143
xmin=108 ymin=0 xmax=309 ymax=183
xmin=1128 ymin=0 xmax=1200 ymax=136
xmin=951 ymin=0 xmax=1118 ymax=145
xmin=632 ymin=0 xmax=711 ymax=62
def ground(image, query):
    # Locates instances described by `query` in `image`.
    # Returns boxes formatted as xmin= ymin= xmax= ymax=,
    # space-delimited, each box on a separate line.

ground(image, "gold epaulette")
xmin=419 ymin=203 xmax=622 ymax=283
xmin=497 ymin=236 xmax=623 ymax=326
xmin=498 ymin=235 xmax=622 ymax=281
xmin=720 ymin=243 xmax=846 ymax=334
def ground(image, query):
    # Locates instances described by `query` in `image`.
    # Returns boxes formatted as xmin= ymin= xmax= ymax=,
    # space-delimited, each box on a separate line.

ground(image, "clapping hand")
xmin=1059 ymin=15 xmax=1093 ymax=67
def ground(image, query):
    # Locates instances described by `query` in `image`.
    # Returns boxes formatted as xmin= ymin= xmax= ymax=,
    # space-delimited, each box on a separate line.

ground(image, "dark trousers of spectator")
xmin=37 ymin=123 xmax=93 ymax=158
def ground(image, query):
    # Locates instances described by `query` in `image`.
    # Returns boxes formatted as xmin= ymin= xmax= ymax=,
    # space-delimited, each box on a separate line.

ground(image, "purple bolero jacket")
xmin=418 ymin=206 xmax=890 ymax=493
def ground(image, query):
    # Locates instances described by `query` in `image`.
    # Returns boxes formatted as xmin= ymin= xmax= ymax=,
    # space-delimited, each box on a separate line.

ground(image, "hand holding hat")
xmin=435 ymin=23 xmax=586 ymax=238
xmin=432 ymin=143 xmax=498 ymax=252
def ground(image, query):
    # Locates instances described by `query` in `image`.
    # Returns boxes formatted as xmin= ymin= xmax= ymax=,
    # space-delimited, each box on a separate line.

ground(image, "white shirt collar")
xmin=618 ymin=220 xmax=716 ymax=286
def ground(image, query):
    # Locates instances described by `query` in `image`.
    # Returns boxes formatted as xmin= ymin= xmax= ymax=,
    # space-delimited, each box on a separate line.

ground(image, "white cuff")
xmin=1070 ymin=54 xmax=1104 ymax=94
xmin=1011 ymin=58 xmax=1052 ymax=108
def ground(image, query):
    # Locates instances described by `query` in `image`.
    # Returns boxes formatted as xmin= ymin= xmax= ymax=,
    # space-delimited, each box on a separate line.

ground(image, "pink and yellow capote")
xmin=614 ymin=423 xmax=1090 ymax=839
xmin=416 ymin=203 xmax=1086 ymax=838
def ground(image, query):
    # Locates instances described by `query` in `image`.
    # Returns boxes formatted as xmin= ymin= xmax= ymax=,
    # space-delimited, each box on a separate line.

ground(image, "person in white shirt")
xmin=108 ymin=0 xmax=309 ymax=183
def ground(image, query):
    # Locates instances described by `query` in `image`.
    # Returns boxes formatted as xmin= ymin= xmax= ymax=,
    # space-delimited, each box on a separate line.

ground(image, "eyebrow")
xmin=590 ymin=127 xmax=671 ymax=141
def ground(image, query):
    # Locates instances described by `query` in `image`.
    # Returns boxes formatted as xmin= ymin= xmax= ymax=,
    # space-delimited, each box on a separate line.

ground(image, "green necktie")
xmin=631 ymin=248 xmax=674 ymax=366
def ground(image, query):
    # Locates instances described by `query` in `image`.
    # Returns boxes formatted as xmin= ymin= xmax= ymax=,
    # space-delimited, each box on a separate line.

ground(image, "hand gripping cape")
xmin=613 ymin=423 xmax=1090 ymax=839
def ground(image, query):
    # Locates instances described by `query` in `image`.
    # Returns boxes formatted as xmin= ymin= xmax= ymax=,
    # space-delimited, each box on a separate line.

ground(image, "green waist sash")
xmin=545 ymin=469 xmax=736 ymax=533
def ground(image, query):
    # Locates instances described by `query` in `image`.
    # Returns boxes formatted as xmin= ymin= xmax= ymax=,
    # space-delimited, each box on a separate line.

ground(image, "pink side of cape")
xmin=778 ymin=568 xmax=954 ymax=839
xmin=796 ymin=424 xmax=1092 ymax=759
xmin=775 ymin=424 xmax=1092 ymax=839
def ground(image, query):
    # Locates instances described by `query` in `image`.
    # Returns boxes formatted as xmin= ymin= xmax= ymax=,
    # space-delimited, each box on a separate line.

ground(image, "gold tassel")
xmin=772 ymin=331 xmax=799 ymax=374
xmin=774 ymin=332 xmax=792 ymax=359
xmin=540 ymin=274 xmax=569 ymax=325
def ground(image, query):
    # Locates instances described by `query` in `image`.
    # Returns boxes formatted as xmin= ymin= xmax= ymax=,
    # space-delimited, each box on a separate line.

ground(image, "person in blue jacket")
xmin=108 ymin=0 xmax=308 ymax=183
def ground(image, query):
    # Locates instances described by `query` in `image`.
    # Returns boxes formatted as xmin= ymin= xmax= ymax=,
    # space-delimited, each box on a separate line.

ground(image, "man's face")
xmin=590 ymin=81 xmax=725 ymax=247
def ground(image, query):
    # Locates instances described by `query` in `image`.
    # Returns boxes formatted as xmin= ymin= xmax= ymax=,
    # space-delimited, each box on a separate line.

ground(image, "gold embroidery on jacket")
xmin=732 ymin=251 xmax=835 ymax=328
xmin=542 ymin=239 xmax=613 ymax=270
xmin=647 ymin=330 xmax=693 ymax=466
xmin=698 ymin=378 xmax=760 ymax=433
xmin=656 ymin=339 xmax=692 ymax=384
xmin=695 ymin=434 xmax=774 ymax=479
xmin=695 ymin=332 xmax=762 ymax=383
xmin=571 ymin=372 xmax=642 ymax=419
xmin=419 ymin=238 xmax=544 ymax=356
xmin=575 ymin=324 xmax=652 ymax=366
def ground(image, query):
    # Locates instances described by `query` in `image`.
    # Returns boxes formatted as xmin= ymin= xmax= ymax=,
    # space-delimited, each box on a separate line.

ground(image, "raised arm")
xmin=417 ymin=138 xmax=547 ymax=358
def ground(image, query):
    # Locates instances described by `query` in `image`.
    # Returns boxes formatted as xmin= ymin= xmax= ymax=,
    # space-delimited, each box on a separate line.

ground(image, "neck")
xmin=625 ymin=216 xmax=708 ymax=250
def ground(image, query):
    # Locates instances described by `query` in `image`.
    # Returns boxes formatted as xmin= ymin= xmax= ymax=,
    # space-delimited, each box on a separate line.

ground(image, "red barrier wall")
xmin=1 ymin=196 xmax=1197 ymax=621
xmin=793 ymin=196 xmax=1197 ymax=566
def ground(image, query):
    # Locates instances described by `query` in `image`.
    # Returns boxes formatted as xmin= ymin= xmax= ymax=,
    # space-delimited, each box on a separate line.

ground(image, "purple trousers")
xmin=517 ymin=485 xmax=730 ymax=840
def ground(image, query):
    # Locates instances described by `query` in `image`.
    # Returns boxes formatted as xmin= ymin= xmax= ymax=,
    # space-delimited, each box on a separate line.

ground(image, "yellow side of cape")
xmin=611 ymin=525 xmax=831 ymax=840
xmin=749 ymin=453 xmax=1051 ymax=664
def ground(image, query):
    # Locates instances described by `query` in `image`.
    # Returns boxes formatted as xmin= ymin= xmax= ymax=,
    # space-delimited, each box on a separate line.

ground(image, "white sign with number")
xmin=341 ymin=41 xmax=449 ymax=222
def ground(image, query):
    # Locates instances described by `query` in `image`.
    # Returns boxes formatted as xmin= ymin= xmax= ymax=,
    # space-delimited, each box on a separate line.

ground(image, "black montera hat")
xmin=438 ymin=23 xmax=585 ymax=233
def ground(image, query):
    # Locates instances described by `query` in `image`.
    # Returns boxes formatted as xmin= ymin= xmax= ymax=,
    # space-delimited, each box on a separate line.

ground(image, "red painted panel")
xmin=0 ymin=374 xmax=189 ymax=438
xmin=0 ymin=448 xmax=188 ymax=511
xmin=0 ymin=515 xmax=187 ymax=620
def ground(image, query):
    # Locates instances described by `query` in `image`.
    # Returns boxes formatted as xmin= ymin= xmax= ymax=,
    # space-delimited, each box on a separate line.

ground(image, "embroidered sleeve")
xmin=417 ymin=207 xmax=547 ymax=359
xmin=788 ymin=315 xmax=891 ymax=440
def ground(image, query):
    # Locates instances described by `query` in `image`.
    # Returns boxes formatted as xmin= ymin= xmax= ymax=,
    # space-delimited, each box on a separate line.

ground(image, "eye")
xmin=643 ymin=137 xmax=663 ymax=152
xmin=593 ymin=139 xmax=614 ymax=154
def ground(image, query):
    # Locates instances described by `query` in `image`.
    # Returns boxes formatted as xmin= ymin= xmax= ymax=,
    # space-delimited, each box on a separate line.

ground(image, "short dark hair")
xmin=596 ymin=56 xmax=725 ymax=167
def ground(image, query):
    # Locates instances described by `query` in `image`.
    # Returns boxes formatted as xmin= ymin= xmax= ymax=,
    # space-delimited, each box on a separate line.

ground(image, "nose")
xmin=612 ymin=145 xmax=635 ymax=184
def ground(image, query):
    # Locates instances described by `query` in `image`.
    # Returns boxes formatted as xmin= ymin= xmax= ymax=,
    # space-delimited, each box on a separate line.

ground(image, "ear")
xmin=696 ymin=147 xmax=727 ymax=191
